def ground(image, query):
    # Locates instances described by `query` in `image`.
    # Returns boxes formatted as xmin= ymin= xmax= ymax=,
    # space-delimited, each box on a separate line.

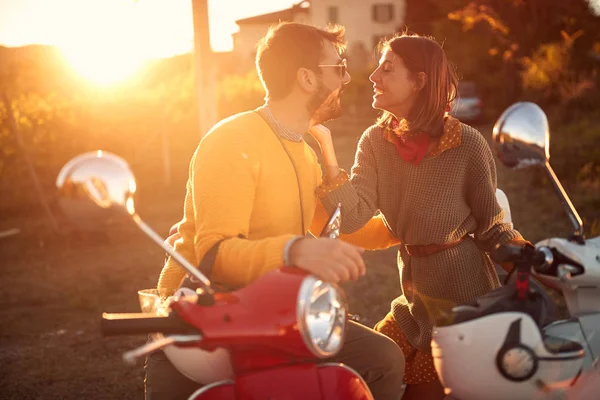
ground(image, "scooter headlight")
xmin=297 ymin=275 xmax=347 ymax=358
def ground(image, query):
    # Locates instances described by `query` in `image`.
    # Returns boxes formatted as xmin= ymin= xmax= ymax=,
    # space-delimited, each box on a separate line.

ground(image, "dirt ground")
xmin=0 ymin=118 xmax=588 ymax=399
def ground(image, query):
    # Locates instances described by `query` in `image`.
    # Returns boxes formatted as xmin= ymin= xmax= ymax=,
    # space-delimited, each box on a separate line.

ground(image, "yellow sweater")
xmin=157 ymin=110 xmax=398 ymax=296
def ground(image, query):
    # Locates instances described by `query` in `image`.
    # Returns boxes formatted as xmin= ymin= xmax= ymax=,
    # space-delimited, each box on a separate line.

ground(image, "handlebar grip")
xmin=101 ymin=312 xmax=198 ymax=336
xmin=490 ymin=243 xmax=523 ymax=263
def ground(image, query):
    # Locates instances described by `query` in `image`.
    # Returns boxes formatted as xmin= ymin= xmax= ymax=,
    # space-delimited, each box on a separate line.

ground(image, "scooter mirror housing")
xmin=56 ymin=150 xmax=136 ymax=229
xmin=493 ymin=102 xmax=584 ymax=242
xmin=492 ymin=102 xmax=549 ymax=169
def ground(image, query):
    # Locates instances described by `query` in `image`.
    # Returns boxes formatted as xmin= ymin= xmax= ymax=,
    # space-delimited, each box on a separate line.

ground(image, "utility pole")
xmin=191 ymin=0 xmax=217 ymax=137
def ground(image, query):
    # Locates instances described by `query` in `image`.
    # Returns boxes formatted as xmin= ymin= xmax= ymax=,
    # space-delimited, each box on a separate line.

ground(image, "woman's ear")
xmin=297 ymin=68 xmax=318 ymax=93
xmin=414 ymin=72 xmax=427 ymax=92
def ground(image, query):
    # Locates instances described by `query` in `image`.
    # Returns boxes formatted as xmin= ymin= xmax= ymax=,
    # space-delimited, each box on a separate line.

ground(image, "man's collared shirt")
xmin=262 ymin=105 xmax=304 ymax=143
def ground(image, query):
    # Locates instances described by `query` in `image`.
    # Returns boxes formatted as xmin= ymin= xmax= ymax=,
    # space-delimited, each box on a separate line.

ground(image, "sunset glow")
xmin=60 ymin=41 xmax=146 ymax=84
xmin=1 ymin=0 xmax=300 ymax=85
xmin=56 ymin=0 xmax=193 ymax=84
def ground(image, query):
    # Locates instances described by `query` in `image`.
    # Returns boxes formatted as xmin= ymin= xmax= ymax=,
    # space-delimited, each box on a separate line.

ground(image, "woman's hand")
xmin=309 ymin=124 xmax=341 ymax=182
xmin=308 ymin=124 xmax=333 ymax=148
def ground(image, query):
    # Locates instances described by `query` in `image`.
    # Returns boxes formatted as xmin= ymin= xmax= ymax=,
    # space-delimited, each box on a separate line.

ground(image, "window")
xmin=328 ymin=6 xmax=339 ymax=24
xmin=372 ymin=4 xmax=394 ymax=23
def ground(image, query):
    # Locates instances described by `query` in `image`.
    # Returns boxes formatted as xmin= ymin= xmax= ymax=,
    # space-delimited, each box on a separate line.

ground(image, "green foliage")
xmin=424 ymin=0 xmax=600 ymax=114
xmin=216 ymin=70 xmax=264 ymax=119
xmin=0 ymin=47 xmax=276 ymax=213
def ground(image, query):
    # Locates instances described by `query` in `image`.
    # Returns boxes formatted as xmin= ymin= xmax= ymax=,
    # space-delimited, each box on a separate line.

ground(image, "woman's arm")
xmin=467 ymin=129 xmax=523 ymax=252
xmin=310 ymin=125 xmax=381 ymax=234
xmin=309 ymin=124 xmax=342 ymax=182
xmin=310 ymin=200 xmax=400 ymax=250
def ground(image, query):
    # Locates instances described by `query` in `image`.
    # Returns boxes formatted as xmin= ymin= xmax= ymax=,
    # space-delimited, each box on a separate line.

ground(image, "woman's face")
xmin=369 ymin=49 xmax=418 ymax=119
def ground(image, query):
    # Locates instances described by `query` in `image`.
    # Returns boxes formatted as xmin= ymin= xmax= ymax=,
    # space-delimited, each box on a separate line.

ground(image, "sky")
xmin=2 ymin=0 xmax=597 ymax=84
xmin=0 ymin=0 xmax=300 ymax=55
xmin=2 ymin=0 xmax=599 ymax=57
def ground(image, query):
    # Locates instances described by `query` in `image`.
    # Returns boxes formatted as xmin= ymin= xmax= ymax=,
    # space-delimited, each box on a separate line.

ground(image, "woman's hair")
xmin=376 ymin=34 xmax=458 ymax=138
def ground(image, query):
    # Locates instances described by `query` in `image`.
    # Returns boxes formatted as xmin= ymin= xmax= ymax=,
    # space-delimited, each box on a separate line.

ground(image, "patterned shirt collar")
xmin=262 ymin=105 xmax=304 ymax=143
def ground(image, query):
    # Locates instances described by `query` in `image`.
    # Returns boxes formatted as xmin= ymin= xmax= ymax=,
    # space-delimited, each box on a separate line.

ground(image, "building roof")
xmin=235 ymin=1 xmax=309 ymax=25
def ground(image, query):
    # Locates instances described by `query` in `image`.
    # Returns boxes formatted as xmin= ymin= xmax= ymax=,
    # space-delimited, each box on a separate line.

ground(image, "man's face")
xmin=308 ymin=42 xmax=351 ymax=124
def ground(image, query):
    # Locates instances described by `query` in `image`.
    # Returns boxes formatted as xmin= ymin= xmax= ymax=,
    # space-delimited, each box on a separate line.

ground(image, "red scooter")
xmin=56 ymin=150 xmax=374 ymax=400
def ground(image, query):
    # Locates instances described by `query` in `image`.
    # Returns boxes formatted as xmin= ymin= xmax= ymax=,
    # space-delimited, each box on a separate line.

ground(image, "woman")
xmin=309 ymin=34 xmax=527 ymax=399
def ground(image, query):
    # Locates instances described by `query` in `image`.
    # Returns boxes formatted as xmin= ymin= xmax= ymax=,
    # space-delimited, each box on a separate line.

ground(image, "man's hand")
xmin=166 ymin=230 xmax=181 ymax=248
xmin=166 ymin=222 xmax=182 ymax=248
xmin=164 ymin=222 xmax=182 ymax=263
xmin=289 ymin=237 xmax=366 ymax=283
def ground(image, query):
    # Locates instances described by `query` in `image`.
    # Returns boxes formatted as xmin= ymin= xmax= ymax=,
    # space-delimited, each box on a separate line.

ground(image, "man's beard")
xmin=308 ymin=80 xmax=344 ymax=124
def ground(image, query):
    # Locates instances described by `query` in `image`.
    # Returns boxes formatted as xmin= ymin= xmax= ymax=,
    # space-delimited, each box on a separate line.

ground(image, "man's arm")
xmin=190 ymin=122 xmax=367 ymax=289
xmin=189 ymin=126 xmax=296 ymax=288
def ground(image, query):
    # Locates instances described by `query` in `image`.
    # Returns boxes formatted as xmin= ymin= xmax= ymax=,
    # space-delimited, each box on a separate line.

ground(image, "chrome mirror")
xmin=493 ymin=102 xmax=584 ymax=242
xmin=56 ymin=151 xmax=136 ymax=228
xmin=492 ymin=102 xmax=549 ymax=168
xmin=56 ymin=151 xmax=214 ymax=294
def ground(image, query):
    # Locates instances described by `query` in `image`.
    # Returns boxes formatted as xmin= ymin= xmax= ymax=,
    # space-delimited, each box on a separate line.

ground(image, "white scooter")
xmin=431 ymin=102 xmax=600 ymax=400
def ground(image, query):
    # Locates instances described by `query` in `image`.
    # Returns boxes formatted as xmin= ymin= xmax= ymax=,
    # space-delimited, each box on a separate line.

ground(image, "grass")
xmin=0 ymin=113 xmax=596 ymax=399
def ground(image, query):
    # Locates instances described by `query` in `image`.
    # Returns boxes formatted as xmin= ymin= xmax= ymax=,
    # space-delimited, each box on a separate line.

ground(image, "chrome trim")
xmin=317 ymin=363 xmax=373 ymax=396
xmin=296 ymin=276 xmax=346 ymax=358
xmin=187 ymin=379 xmax=234 ymax=399
xmin=537 ymin=246 xmax=555 ymax=274
xmin=122 ymin=334 xmax=203 ymax=365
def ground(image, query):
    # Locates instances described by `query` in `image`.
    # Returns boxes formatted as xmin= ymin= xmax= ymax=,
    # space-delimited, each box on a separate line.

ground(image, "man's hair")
xmin=256 ymin=22 xmax=346 ymax=101
xmin=376 ymin=34 xmax=458 ymax=138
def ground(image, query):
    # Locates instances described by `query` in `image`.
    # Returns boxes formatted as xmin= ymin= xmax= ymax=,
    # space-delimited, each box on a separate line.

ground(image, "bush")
xmin=216 ymin=70 xmax=264 ymax=119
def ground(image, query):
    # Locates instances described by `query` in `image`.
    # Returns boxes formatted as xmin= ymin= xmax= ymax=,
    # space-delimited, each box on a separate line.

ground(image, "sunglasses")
xmin=317 ymin=58 xmax=348 ymax=77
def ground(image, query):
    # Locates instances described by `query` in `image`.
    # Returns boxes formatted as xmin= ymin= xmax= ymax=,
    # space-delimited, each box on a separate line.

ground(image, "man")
xmin=146 ymin=22 xmax=405 ymax=400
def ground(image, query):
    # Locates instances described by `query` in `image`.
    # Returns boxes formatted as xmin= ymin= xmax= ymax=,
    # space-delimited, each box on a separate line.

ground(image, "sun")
xmin=61 ymin=41 xmax=145 ymax=85
xmin=56 ymin=0 xmax=193 ymax=85
xmin=57 ymin=2 xmax=149 ymax=85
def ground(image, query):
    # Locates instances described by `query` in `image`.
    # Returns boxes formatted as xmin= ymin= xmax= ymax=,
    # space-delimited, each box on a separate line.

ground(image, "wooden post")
xmin=2 ymin=94 xmax=60 ymax=234
xmin=191 ymin=0 xmax=217 ymax=137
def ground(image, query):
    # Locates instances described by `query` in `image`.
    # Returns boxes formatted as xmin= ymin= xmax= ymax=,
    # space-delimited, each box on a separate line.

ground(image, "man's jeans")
xmin=145 ymin=320 xmax=406 ymax=400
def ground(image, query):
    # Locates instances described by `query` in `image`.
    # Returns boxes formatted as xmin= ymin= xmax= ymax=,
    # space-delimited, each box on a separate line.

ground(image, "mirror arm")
xmin=132 ymin=215 xmax=215 ymax=295
xmin=544 ymin=162 xmax=585 ymax=243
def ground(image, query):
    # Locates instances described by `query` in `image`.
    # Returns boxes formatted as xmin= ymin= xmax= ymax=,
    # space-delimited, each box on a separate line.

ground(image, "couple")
xmin=147 ymin=22 xmax=526 ymax=400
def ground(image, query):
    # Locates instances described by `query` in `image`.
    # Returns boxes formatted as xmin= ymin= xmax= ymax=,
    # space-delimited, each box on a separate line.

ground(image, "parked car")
xmin=451 ymin=81 xmax=483 ymax=122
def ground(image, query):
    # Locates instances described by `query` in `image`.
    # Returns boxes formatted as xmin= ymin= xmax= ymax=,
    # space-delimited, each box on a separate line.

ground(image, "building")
xmin=232 ymin=1 xmax=310 ymax=65
xmin=310 ymin=0 xmax=405 ymax=51
xmin=232 ymin=0 xmax=405 ymax=67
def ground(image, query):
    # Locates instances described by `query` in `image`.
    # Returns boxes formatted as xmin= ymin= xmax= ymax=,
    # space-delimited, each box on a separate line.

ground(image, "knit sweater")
xmin=157 ymin=109 xmax=399 ymax=297
xmin=319 ymin=122 xmax=522 ymax=352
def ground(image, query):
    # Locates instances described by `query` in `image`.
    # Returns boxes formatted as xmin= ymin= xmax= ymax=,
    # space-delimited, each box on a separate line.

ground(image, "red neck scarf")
xmin=390 ymin=119 xmax=430 ymax=166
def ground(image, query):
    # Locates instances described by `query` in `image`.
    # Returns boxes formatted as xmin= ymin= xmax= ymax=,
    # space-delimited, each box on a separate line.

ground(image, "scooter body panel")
xmin=578 ymin=314 xmax=600 ymax=361
xmin=536 ymin=237 xmax=600 ymax=316
xmin=543 ymin=318 xmax=596 ymax=369
xmin=189 ymin=363 xmax=373 ymax=400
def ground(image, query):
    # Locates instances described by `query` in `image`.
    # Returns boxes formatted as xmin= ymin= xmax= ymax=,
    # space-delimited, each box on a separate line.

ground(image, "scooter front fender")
xmin=188 ymin=362 xmax=373 ymax=400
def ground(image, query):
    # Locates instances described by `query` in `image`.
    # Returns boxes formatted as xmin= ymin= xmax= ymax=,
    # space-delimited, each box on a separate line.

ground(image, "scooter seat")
xmin=542 ymin=334 xmax=584 ymax=355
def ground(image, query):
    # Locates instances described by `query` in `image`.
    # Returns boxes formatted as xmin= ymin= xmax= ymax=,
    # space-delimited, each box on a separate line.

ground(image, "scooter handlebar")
xmin=101 ymin=312 xmax=198 ymax=336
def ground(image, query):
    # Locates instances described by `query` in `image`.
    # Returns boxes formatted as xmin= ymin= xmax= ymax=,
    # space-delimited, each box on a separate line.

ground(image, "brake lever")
xmin=122 ymin=334 xmax=203 ymax=365
xmin=557 ymin=264 xmax=582 ymax=283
